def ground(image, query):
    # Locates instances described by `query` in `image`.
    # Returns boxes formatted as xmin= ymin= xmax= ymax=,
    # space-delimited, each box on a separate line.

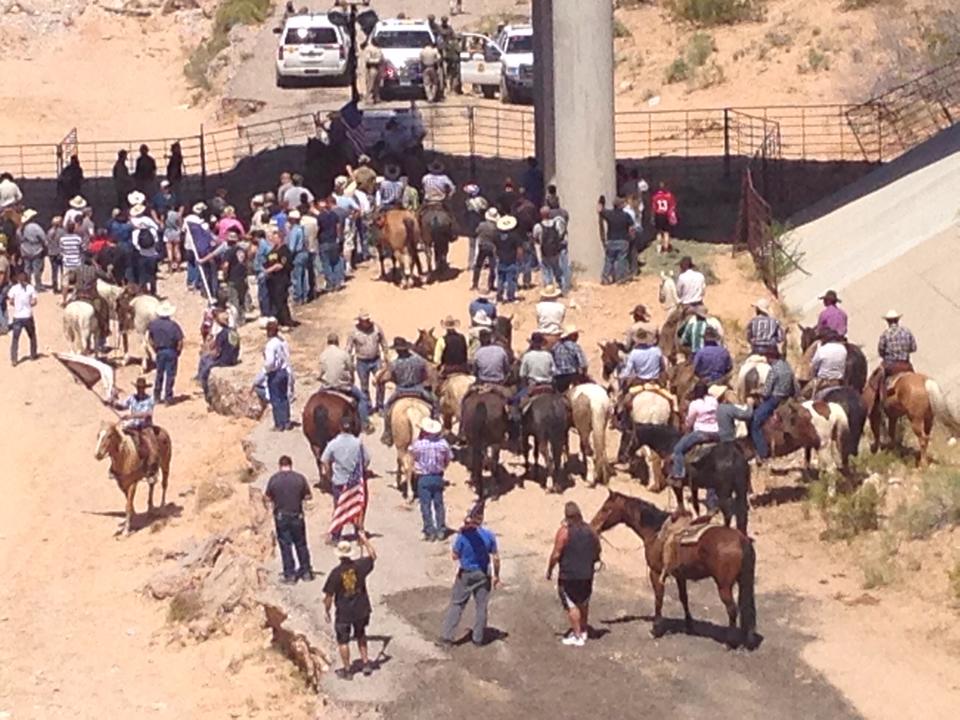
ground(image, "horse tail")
xmin=311 ymin=403 xmax=331 ymax=459
xmin=734 ymin=460 xmax=751 ymax=533
xmin=831 ymin=403 xmax=850 ymax=465
xmin=738 ymin=537 xmax=758 ymax=648
xmin=846 ymin=345 xmax=868 ymax=392
xmin=591 ymin=395 xmax=610 ymax=484
xmin=403 ymin=216 xmax=417 ymax=253
xmin=925 ymin=379 xmax=960 ymax=438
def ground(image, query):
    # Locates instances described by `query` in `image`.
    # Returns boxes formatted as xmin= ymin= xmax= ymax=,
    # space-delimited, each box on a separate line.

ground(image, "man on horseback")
xmin=679 ymin=304 xmax=722 ymax=355
xmin=63 ymin=253 xmax=110 ymax=352
xmin=470 ymin=329 xmax=511 ymax=394
xmin=376 ymin=165 xmax=405 ymax=212
xmin=319 ymin=332 xmax=372 ymax=434
xmin=380 ymin=337 xmax=438 ymax=446
xmin=816 ymin=290 xmax=847 ymax=340
xmin=871 ymin=309 xmax=917 ymax=409
xmin=692 ymin=327 xmax=732 ymax=384
xmin=420 ymin=161 xmax=456 ymax=272
xmin=748 ymin=349 xmax=796 ymax=463
xmin=434 ymin=316 xmax=470 ymax=376
xmin=115 ymin=377 xmax=160 ymax=477
xmin=625 ymin=304 xmax=658 ymax=350
xmin=514 ymin=332 xmax=556 ymax=408
xmin=746 ymin=298 xmax=784 ymax=356
xmin=552 ymin=326 xmax=588 ymax=393
xmin=810 ymin=329 xmax=846 ymax=398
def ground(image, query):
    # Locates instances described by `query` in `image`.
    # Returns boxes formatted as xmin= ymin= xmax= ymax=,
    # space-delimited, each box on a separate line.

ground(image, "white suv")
xmin=496 ymin=25 xmax=534 ymax=104
xmin=274 ymin=14 xmax=349 ymax=87
xmin=369 ymin=18 xmax=436 ymax=99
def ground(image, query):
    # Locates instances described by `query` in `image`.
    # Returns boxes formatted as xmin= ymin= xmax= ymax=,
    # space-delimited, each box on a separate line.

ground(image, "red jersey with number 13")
xmin=651 ymin=189 xmax=677 ymax=217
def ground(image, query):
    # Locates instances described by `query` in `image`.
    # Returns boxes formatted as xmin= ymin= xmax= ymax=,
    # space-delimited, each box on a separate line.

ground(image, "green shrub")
xmin=614 ymin=18 xmax=633 ymax=39
xmin=841 ymin=0 xmax=888 ymax=9
xmin=185 ymin=0 xmax=273 ymax=90
xmin=666 ymin=0 xmax=766 ymax=27
xmin=892 ymin=471 xmax=960 ymax=539
xmin=949 ymin=559 xmax=960 ymax=602
xmin=665 ymin=56 xmax=692 ymax=83
xmin=168 ymin=590 xmax=203 ymax=624
xmin=809 ymin=480 xmax=882 ymax=540
xmin=687 ymin=32 xmax=717 ymax=66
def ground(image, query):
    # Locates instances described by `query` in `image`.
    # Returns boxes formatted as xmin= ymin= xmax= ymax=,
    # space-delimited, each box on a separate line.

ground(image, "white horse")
xmin=737 ymin=355 xmax=771 ymax=402
xmin=63 ymin=301 xmax=99 ymax=354
xmin=658 ymin=270 xmax=679 ymax=311
xmin=570 ymin=383 xmax=612 ymax=486
xmin=97 ymin=279 xmax=126 ymax=356
xmin=122 ymin=294 xmax=161 ymax=370
xmin=802 ymin=400 xmax=850 ymax=494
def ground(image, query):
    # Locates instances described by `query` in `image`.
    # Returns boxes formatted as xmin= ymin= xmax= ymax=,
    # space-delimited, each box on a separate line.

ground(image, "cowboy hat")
xmin=428 ymin=160 xmax=445 ymax=174
xmin=356 ymin=310 xmax=371 ymax=321
xmin=707 ymin=384 xmax=727 ymax=399
xmin=630 ymin=304 xmax=650 ymax=320
xmin=335 ymin=540 xmax=355 ymax=559
xmin=156 ymin=301 xmax=176 ymax=318
xmin=126 ymin=191 xmax=145 ymax=206
xmin=68 ymin=195 xmax=87 ymax=209
xmin=419 ymin=417 xmax=443 ymax=435
xmin=129 ymin=203 xmax=146 ymax=218
xmin=375 ymin=176 xmax=385 ymax=186
xmin=463 ymin=183 xmax=480 ymax=197
xmin=540 ymin=285 xmax=562 ymax=300
xmin=134 ymin=376 xmax=150 ymax=388
xmin=160 ymin=179 xmax=171 ymax=188
xmin=333 ymin=175 xmax=349 ymax=189
xmin=287 ymin=209 xmax=301 ymax=220
xmin=383 ymin=164 xmax=402 ymax=181
xmin=561 ymin=325 xmax=579 ymax=338
xmin=496 ymin=215 xmax=517 ymax=232
xmin=472 ymin=311 xmax=493 ymax=328
xmin=391 ymin=336 xmax=410 ymax=350
xmin=251 ymin=194 xmax=265 ymax=205
xmin=21 ymin=208 xmax=37 ymax=223
xmin=883 ymin=309 xmax=902 ymax=321
xmin=192 ymin=202 xmax=207 ymax=214
xmin=441 ymin=315 xmax=459 ymax=329
xmin=259 ymin=316 xmax=277 ymax=329
xmin=752 ymin=298 xmax=771 ymax=314
xmin=484 ymin=207 xmax=500 ymax=223
xmin=819 ymin=290 xmax=840 ymax=303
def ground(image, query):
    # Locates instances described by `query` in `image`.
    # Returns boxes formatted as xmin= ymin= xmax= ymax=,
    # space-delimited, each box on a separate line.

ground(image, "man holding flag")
xmin=322 ymin=416 xmax=370 ymax=545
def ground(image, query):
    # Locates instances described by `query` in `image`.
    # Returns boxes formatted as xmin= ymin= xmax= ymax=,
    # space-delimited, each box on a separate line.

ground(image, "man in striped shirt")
xmin=746 ymin=298 xmax=784 ymax=355
xmin=58 ymin=225 xmax=84 ymax=270
xmin=422 ymin=161 xmax=455 ymax=205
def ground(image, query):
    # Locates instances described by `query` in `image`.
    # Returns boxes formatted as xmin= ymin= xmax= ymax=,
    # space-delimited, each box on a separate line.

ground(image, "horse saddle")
xmin=627 ymin=383 xmax=678 ymax=413
xmin=678 ymin=515 xmax=723 ymax=546
xmin=319 ymin=388 xmax=357 ymax=407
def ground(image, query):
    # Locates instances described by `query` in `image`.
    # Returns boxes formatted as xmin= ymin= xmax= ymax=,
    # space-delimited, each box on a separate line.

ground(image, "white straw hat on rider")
xmin=484 ymin=207 xmax=500 ymax=223
xmin=472 ymin=311 xmax=493 ymax=328
xmin=21 ymin=208 xmax=38 ymax=223
xmin=883 ymin=309 xmax=902 ymax=321
xmin=752 ymin=298 xmax=771 ymax=315
xmin=126 ymin=190 xmax=145 ymax=207
xmin=68 ymin=195 xmax=87 ymax=209
xmin=496 ymin=215 xmax=517 ymax=232
xmin=419 ymin=417 xmax=443 ymax=435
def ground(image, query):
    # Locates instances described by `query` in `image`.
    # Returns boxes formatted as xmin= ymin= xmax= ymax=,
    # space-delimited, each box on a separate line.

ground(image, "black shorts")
xmin=334 ymin=617 xmax=369 ymax=644
xmin=558 ymin=578 xmax=593 ymax=609
xmin=654 ymin=215 xmax=671 ymax=233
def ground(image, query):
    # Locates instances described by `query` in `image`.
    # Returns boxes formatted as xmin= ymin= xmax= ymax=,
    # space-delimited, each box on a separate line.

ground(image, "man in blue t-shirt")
xmin=438 ymin=503 xmax=501 ymax=647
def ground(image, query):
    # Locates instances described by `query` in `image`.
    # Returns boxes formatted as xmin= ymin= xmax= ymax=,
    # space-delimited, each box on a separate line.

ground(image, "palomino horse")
xmin=520 ymin=390 xmax=570 ymax=493
xmin=419 ymin=203 xmax=454 ymax=278
xmin=591 ymin=491 xmax=758 ymax=649
xmin=862 ymin=371 xmax=960 ymax=467
xmin=438 ymin=373 xmax=475 ymax=434
xmin=569 ymin=382 xmax=612 ymax=486
xmin=736 ymin=355 xmax=770 ymax=402
xmin=387 ymin=396 xmax=433 ymax=499
xmin=63 ymin=301 xmax=100 ymax=354
xmin=94 ymin=422 xmax=173 ymax=536
xmin=797 ymin=325 xmax=868 ymax=392
xmin=460 ymin=389 xmax=511 ymax=498
xmin=117 ymin=289 xmax=160 ymax=370
xmin=374 ymin=209 xmax=421 ymax=289
xmin=301 ymin=390 xmax=360 ymax=489
xmin=658 ymin=272 xmax=683 ymax=360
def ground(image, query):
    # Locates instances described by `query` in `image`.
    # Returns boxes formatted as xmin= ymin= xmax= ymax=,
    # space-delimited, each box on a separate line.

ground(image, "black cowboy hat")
xmin=819 ymin=290 xmax=840 ymax=303
xmin=384 ymin=164 xmax=402 ymax=181
xmin=391 ymin=336 xmax=410 ymax=350
xmin=427 ymin=160 xmax=445 ymax=174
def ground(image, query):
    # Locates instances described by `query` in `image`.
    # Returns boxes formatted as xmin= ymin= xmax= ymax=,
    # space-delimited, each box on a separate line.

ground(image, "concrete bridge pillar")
xmin=533 ymin=0 xmax=616 ymax=278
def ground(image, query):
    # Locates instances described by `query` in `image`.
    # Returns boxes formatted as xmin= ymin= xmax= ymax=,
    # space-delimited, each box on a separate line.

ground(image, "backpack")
xmin=540 ymin=221 xmax=561 ymax=257
xmin=137 ymin=227 xmax=156 ymax=250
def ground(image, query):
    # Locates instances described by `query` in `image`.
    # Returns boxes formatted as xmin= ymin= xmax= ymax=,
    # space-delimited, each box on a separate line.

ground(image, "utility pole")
xmin=329 ymin=0 xmax=378 ymax=104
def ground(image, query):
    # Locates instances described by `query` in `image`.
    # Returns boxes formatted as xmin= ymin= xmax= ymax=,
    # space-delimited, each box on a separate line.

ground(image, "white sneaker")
xmin=561 ymin=633 xmax=585 ymax=647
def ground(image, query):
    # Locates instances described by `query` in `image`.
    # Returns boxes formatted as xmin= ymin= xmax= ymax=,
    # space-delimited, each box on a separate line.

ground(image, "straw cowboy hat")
xmin=156 ymin=301 xmax=176 ymax=318
xmin=334 ymin=175 xmax=349 ymax=190
xmin=21 ymin=208 xmax=38 ymax=223
xmin=126 ymin=191 xmax=145 ymax=207
xmin=441 ymin=315 xmax=459 ymax=329
xmin=708 ymin=384 xmax=728 ymax=400
xmin=251 ymin=194 xmax=265 ymax=206
xmin=192 ymin=202 xmax=207 ymax=214
xmin=883 ymin=309 xmax=902 ymax=321
xmin=335 ymin=540 xmax=355 ymax=559
xmin=472 ymin=311 xmax=493 ymax=328
xmin=561 ymin=325 xmax=579 ymax=338
xmin=484 ymin=207 xmax=500 ymax=223
xmin=68 ymin=195 xmax=87 ymax=209
xmin=419 ymin=417 xmax=443 ymax=435
xmin=356 ymin=309 xmax=371 ymax=322
xmin=496 ymin=215 xmax=517 ymax=232
xmin=287 ymin=209 xmax=301 ymax=220
xmin=259 ymin=316 xmax=278 ymax=329
xmin=540 ymin=285 xmax=562 ymax=300
xmin=752 ymin=298 xmax=772 ymax=315
xmin=129 ymin=204 xmax=146 ymax=218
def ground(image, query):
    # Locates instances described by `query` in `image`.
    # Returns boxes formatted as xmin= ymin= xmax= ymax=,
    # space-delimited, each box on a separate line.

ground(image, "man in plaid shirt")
xmin=872 ymin=310 xmax=917 ymax=407
xmin=746 ymin=298 xmax=784 ymax=355
xmin=411 ymin=418 xmax=452 ymax=541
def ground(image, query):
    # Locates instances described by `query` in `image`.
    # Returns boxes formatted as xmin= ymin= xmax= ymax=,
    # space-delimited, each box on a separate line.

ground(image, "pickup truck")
xmin=459 ymin=24 xmax=534 ymax=104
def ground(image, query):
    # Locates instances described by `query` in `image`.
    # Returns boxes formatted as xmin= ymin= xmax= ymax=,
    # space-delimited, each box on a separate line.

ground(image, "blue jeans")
xmin=329 ymin=385 xmax=370 ymax=426
xmin=291 ymin=251 xmax=310 ymax=303
xmin=540 ymin=254 xmax=562 ymax=288
xmin=602 ymin=239 xmax=629 ymax=284
xmin=186 ymin=251 xmax=200 ymax=290
xmin=201 ymin=262 xmax=218 ymax=298
xmin=0 ymin=284 xmax=9 ymax=334
xmin=417 ymin=474 xmax=446 ymax=537
xmin=10 ymin=317 xmax=37 ymax=364
xmin=671 ymin=430 xmax=717 ymax=478
xmin=356 ymin=357 xmax=383 ymax=410
xmin=256 ymin=274 xmax=273 ymax=318
xmin=468 ymin=235 xmax=477 ymax=269
xmin=136 ymin=255 xmax=158 ymax=295
xmin=559 ymin=248 xmax=572 ymax=294
xmin=267 ymin=368 xmax=291 ymax=429
xmin=275 ymin=513 xmax=311 ymax=579
xmin=154 ymin=348 xmax=179 ymax=401
xmin=23 ymin=256 xmax=43 ymax=289
xmin=751 ymin=396 xmax=782 ymax=459
xmin=316 ymin=247 xmax=345 ymax=291
xmin=497 ymin=261 xmax=519 ymax=302
xmin=521 ymin=243 xmax=538 ymax=286
xmin=48 ymin=256 xmax=62 ymax=292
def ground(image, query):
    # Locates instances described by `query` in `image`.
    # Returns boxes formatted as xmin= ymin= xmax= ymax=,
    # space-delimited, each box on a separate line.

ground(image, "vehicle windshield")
xmin=373 ymin=30 xmax=433 ymax=48
xmin=505 ymin=35 xmax=533 ymax=53
xmin=284 ymin=27 xmax=339 ymax=44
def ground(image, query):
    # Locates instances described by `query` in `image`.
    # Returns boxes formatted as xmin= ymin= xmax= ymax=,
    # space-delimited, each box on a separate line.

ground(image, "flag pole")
xmin=185 ymin=222 xmax=214 ymax=303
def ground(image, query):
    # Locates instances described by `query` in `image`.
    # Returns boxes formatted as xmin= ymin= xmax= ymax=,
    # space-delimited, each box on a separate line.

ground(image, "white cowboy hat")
xmin=540 ymin=285 xmax=562 ymax=299
xmin=496 ymin=215 xmax=517 ymax=232
xmin=334 ymin=175 xmax=349 ymax=189
xmin=335 ymin=540 xmax=355 ymax=559
xmin=251 ymin=194 xmax=264 ymax=205
xmin=160 ymin=179 xmax=171 ymax=188
xmin=883 ymin=309 xmax=902 ymax=321
xmin=484 ymin=207 xmax=500 ymax=223
xmin=561 ymin=325 xmax=579 ymax=338
xmin=156 ymin=301 xmax=176 ymax=318
xmin=708 ymin=384 xmax=728 ymax=400
xmin=375 ymin=176 xmax=385 ymax=185
xmin=752 ymin=298 xmax=771 ymax=314
xmin=129 ymin=203 xmax=146 ymax=218
xmin=21 ymin=208 xmax=38 ymax=223
xmin=356 ymin=310 xmax=371 ymax=321
xmin=126 ymin=191 xmax=145 ymax=206
xmin=192 ymin=202 xmax=207 ymax=214
xmin=68 ymin=195 xmax=87 ymax=209
xmin=288 ymin=209 xmax=301 ymax=220
xmin=259 ymin=316 xmax=277 ymax=329
xmin=472 ymin=311 xmax=493 ymax=327
xmin=419 ymin=417 xmax=443 ymax=435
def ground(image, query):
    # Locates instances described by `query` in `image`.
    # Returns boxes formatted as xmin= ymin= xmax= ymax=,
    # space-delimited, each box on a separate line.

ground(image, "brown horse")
xmin=460 ymin=389 xmax=511 ymax=498
xmin=419 ymin=203 xmax=453 ymax=278
xmin=94 ymin=422 xmax=172 ymax=536
xmin=862 ymin=371 xmax=960 ymax=467
xmin=374 ymin=209 xmax=421 ymax=288
xmin=302 ymin=390 xmax=359 ymax=489
xmin=590 ymin=490 xmax=758 ymax=649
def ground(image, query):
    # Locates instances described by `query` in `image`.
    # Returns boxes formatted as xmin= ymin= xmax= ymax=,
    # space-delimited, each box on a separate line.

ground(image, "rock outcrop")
xmin=206 ymin=363 xmax=266 ymax=420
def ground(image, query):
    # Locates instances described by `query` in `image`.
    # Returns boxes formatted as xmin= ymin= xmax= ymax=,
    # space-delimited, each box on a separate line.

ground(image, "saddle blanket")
xmin=627 ymin=383 xmax=678 ymax=413
xmin=678 ymin=514 xmax=725 ymax=545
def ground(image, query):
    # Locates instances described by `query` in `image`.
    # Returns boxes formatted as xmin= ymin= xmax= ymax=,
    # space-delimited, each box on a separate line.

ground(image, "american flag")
xmin=338 ymin=100 xmax=367 ymax=158
xmin=328 ymin=448 xmax=368 ymax=536
xmin=184 ymin=219 xmax=214 ymax=257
